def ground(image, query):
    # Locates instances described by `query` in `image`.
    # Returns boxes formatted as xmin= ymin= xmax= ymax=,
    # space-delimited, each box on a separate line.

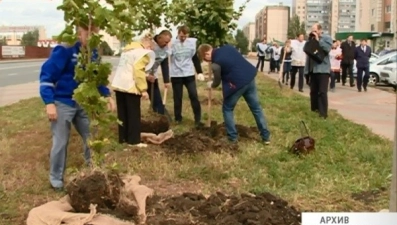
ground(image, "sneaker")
xmin=263 ymin=140 xmax=270 ymax=145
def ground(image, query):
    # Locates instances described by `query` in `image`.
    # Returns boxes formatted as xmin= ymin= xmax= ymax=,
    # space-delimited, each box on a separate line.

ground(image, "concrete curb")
xmin=0 ymin=59 xmax=46 ymax=64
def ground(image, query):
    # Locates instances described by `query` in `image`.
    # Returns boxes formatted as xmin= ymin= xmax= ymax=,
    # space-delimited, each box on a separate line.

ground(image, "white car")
xmin=353 ymin=52 xmax=397 ymax=86
xmin=379 ymin=63 xmax=397 ymax=88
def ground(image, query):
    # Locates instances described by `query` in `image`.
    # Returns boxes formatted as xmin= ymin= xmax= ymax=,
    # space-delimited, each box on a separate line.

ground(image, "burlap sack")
xmin=141 ymin=129 xmax=173 ymax=145
xmin=26 ymin=175 xmax=153 ymax=225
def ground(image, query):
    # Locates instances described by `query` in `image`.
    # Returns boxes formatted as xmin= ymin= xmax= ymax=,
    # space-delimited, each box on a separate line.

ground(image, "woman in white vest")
xmin=290 ymin=33 xmax=307 ymax=92
xmin=110 ymin=34 xmax=156 ymax=148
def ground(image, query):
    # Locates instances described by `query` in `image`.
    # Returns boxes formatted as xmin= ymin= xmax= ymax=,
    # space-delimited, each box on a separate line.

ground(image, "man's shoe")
xmin=298 ymin=89 xmax=303 ymax=92
xmin=263 ymin=140 xmax=270 ymax=145
xmin=364 ymin=87 xmax=367 ymax=92
xmin=358 ymin=89 xmax=362 ymax=92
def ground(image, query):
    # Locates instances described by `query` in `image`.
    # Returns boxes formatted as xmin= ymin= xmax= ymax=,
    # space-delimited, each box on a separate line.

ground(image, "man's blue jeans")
xmin=49 ymin=101 xmax=91 ymax=188
xmin=222 ymin=80 xmax=270 ymax=142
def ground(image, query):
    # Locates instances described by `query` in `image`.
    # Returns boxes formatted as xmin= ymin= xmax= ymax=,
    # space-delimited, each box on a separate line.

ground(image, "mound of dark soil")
xmin=200 ymin=97 xmax=222 ymax=105
xmin=66 ymin=171 xmax=124 ymax=212
xmin=112 ymin=191 xmax=301 ymax=225
xmin=141 ymin=115 xmax=170 ymax=134
xmin=161 ymin=122 xmax=258 ymax=154
xmin=162 ymin=130 xmax=239 ymax=154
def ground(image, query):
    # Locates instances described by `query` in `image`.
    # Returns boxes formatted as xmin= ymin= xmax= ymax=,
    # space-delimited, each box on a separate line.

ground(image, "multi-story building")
xmin=255 ymin=8 xmax=266 ymax=40
xmin=255 ymin=3 xmax=290 ymax=42
xmin=292 ymin=0 xmax=357 ymax=38
xmin=291 ymin=0 xmax=306 ymax=25
xmin=0 ymin=25 xmax=47 ymax=45
xmin=243 ymin=22 xmax=255 ymax=50
xmin=305 ymin=0 xmax=332 ymax=35
xmin=356 ymin=0 xmax=371 ymax=31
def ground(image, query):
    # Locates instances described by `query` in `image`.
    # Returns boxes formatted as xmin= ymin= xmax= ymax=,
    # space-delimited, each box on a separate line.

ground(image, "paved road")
xmin=0 ymin=57 xmax=120 ymax=87
xmin=247 ymin=58 xmax=395 ymax=140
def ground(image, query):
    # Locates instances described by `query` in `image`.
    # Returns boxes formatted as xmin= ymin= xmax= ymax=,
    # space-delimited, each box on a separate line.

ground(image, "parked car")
xmin=353 ymin=52 xmax=397 ymax=86
xmin=379 ymin=63 xmax=397 ymax=91
xmin=377 ymin=49 xmax=397 ymax=57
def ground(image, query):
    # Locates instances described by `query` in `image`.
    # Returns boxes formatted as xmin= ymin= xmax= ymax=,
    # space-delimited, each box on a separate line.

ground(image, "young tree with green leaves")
xmin=234 ymin=29 xmax=249 ymax=54
xmin=166 ymin=0 xmax=250 ymax=46
xmin=251 ymin=38 xmax=261 ymax=52
xmin=55 ymin=0 xmax=168 ymax=166
xmin=287 ymin=15 xmax=306 ymax=39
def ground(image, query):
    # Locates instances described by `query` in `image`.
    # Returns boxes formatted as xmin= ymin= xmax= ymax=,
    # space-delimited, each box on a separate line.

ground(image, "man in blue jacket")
xmin=354 ymin=39 xmax=372 ymax=92
xmin=197 ymin=44 xmax=271 ymax=144
xmin=39 ymin=25 xmax=115 ymax=191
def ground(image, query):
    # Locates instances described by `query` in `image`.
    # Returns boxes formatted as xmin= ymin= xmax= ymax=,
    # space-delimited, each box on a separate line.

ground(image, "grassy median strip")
xmin=0 ymin=74 xmax=392 ymax=224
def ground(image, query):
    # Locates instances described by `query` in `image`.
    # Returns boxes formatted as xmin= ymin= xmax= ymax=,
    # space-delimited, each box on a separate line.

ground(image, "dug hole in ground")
xmin=26 ymin=111 xmax=301 ymax=225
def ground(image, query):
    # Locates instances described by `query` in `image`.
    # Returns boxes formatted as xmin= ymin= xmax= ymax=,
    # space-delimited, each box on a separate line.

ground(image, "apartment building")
xmin=255 ymin=3 xmax=290 ymax=42
xmin=0 ymin=25 xmax=47 ymax=45
xmin=291 ymin=0 xmax=306 ymax=25
xmin=243 ymin=22 xmax=255 ymax=50
xmin=356 ymin=0 xmax=371 ymax=31
xmin=292 ymin=0 xmax=357 ymax=38
xmin=99 ymin=31 xmax=121 ymax=54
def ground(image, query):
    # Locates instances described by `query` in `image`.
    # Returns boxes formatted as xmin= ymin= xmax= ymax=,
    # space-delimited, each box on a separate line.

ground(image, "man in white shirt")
xmin=290 ymin=33 xmax=307 ymax=92
xmin=256 ymin=38 xmax=269 ymax=72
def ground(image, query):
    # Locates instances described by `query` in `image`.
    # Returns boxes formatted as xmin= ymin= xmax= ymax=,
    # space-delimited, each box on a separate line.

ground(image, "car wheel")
xmin=368 ymin=73 xmax=379 ymax=86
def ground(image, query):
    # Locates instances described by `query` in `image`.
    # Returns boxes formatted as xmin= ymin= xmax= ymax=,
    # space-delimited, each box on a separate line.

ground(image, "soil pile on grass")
xmin=113 ymin=191 xmax=301 ymax=225
xmin=66 ymin=171 xmax=124 ymax=212
xmin=161 ymin=122 xmax=258 ymax=154
xmin=200 ymin=97 xmax=222 ymax=105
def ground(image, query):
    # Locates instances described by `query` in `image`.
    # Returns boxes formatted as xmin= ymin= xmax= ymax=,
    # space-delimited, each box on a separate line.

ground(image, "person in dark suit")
xmin=354 ymin=39 xmax=372 ymax=92
xmin=340 ymin=35 xmax=356 ymax=86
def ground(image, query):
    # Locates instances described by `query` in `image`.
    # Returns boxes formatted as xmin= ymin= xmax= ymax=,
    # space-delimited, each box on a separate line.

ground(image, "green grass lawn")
xmin=0 ymin=74 xmax=392 ymax=224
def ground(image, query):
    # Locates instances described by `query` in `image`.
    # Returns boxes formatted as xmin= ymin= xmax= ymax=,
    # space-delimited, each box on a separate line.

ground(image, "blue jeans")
xmin=49 ymin=101 xmax=91 ymax=188
xmin=222 ymin=80 xmax=270 ymax=142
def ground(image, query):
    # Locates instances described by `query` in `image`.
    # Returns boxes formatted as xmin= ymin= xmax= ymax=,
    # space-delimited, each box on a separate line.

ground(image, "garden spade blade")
xmin=162 ymin=87 xmax=172 ymax=122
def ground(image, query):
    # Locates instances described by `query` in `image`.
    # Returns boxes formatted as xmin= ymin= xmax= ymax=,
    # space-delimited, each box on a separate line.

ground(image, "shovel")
xmin=149 ymin=82 xmax=172 ymax=122
xmin=207 ymin=63 xmax=217 ymax=127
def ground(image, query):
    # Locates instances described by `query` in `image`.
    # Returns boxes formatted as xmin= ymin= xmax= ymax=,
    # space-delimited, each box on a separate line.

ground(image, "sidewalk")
xmin=247 ymin=58 xmax=395 ymax=141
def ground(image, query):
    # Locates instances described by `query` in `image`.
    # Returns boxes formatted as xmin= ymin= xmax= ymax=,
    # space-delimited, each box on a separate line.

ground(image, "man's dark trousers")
xmin=341 ymin=63 xmax=354 ymax=86
xmin=147 ymin=79 xmax=166 ymax=115
xmin=171 ymin=76 xmax=201 ymax=123
xmin=356 ymin=66 xmax=370 ymax=91
xmin=290 ymin=66 xmax=304 ymax=90
xmin=256 ymin=56 xmax=265 ymax=72
xmin=309 ymin=73 xmax=329 ymax=118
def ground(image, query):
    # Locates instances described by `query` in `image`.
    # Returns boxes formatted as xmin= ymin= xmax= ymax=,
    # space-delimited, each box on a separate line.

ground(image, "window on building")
xmin=386 ymin=41 xmax=390 ymax=48
xmin=384 ymin=22 xmax=391 ymax=29
xmin=386 ymin=5 xmax=391 ymax=13
xmin=6 ymin=35 xmax=11 ymax=40
xmin=370 ymin=24 xmax=375 ymax=31
xmin=371 ymin=8 xmax=375 ymax=15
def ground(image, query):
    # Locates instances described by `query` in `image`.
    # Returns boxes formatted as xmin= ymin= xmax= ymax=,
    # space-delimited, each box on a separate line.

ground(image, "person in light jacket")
xmin=170 ymin=25 xmax=204 ymax=127
xmin=111 ymin=34 xmax=156 ymax=147
xmin=255 ymin=38 xmax=269 ymax=72
xmin=146 ymin=30 xmax=172 ymax=116
xmin=304 ymin=23 xmax=333 ymax=119
xmin=329 ymin=41 xmax=342 ymax=92
xmin=290 ymin=33 xmax=307 ymax=91
xmin=280 ymin=40 xmax=292 ymax=85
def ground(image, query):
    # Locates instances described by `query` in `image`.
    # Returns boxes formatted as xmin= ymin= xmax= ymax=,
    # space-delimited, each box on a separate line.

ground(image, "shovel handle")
xmin=163 ymin=87 xmax=168 ymax=105
xmin=207 ymin=63 xmax=213 ymax=127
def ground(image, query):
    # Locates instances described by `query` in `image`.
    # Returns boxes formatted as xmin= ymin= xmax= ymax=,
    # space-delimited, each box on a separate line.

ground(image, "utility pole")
xmin=390 ymin=88 xmax=397 ymax=211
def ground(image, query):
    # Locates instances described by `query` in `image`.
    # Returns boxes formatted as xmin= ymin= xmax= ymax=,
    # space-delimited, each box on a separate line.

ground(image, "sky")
xmin=0 ymin=0 xmax=292 ymax=38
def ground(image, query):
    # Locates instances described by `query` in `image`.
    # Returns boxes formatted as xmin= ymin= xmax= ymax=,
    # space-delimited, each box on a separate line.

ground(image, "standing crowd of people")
xmin=255 ymin=23 xmax=372 ymax=119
